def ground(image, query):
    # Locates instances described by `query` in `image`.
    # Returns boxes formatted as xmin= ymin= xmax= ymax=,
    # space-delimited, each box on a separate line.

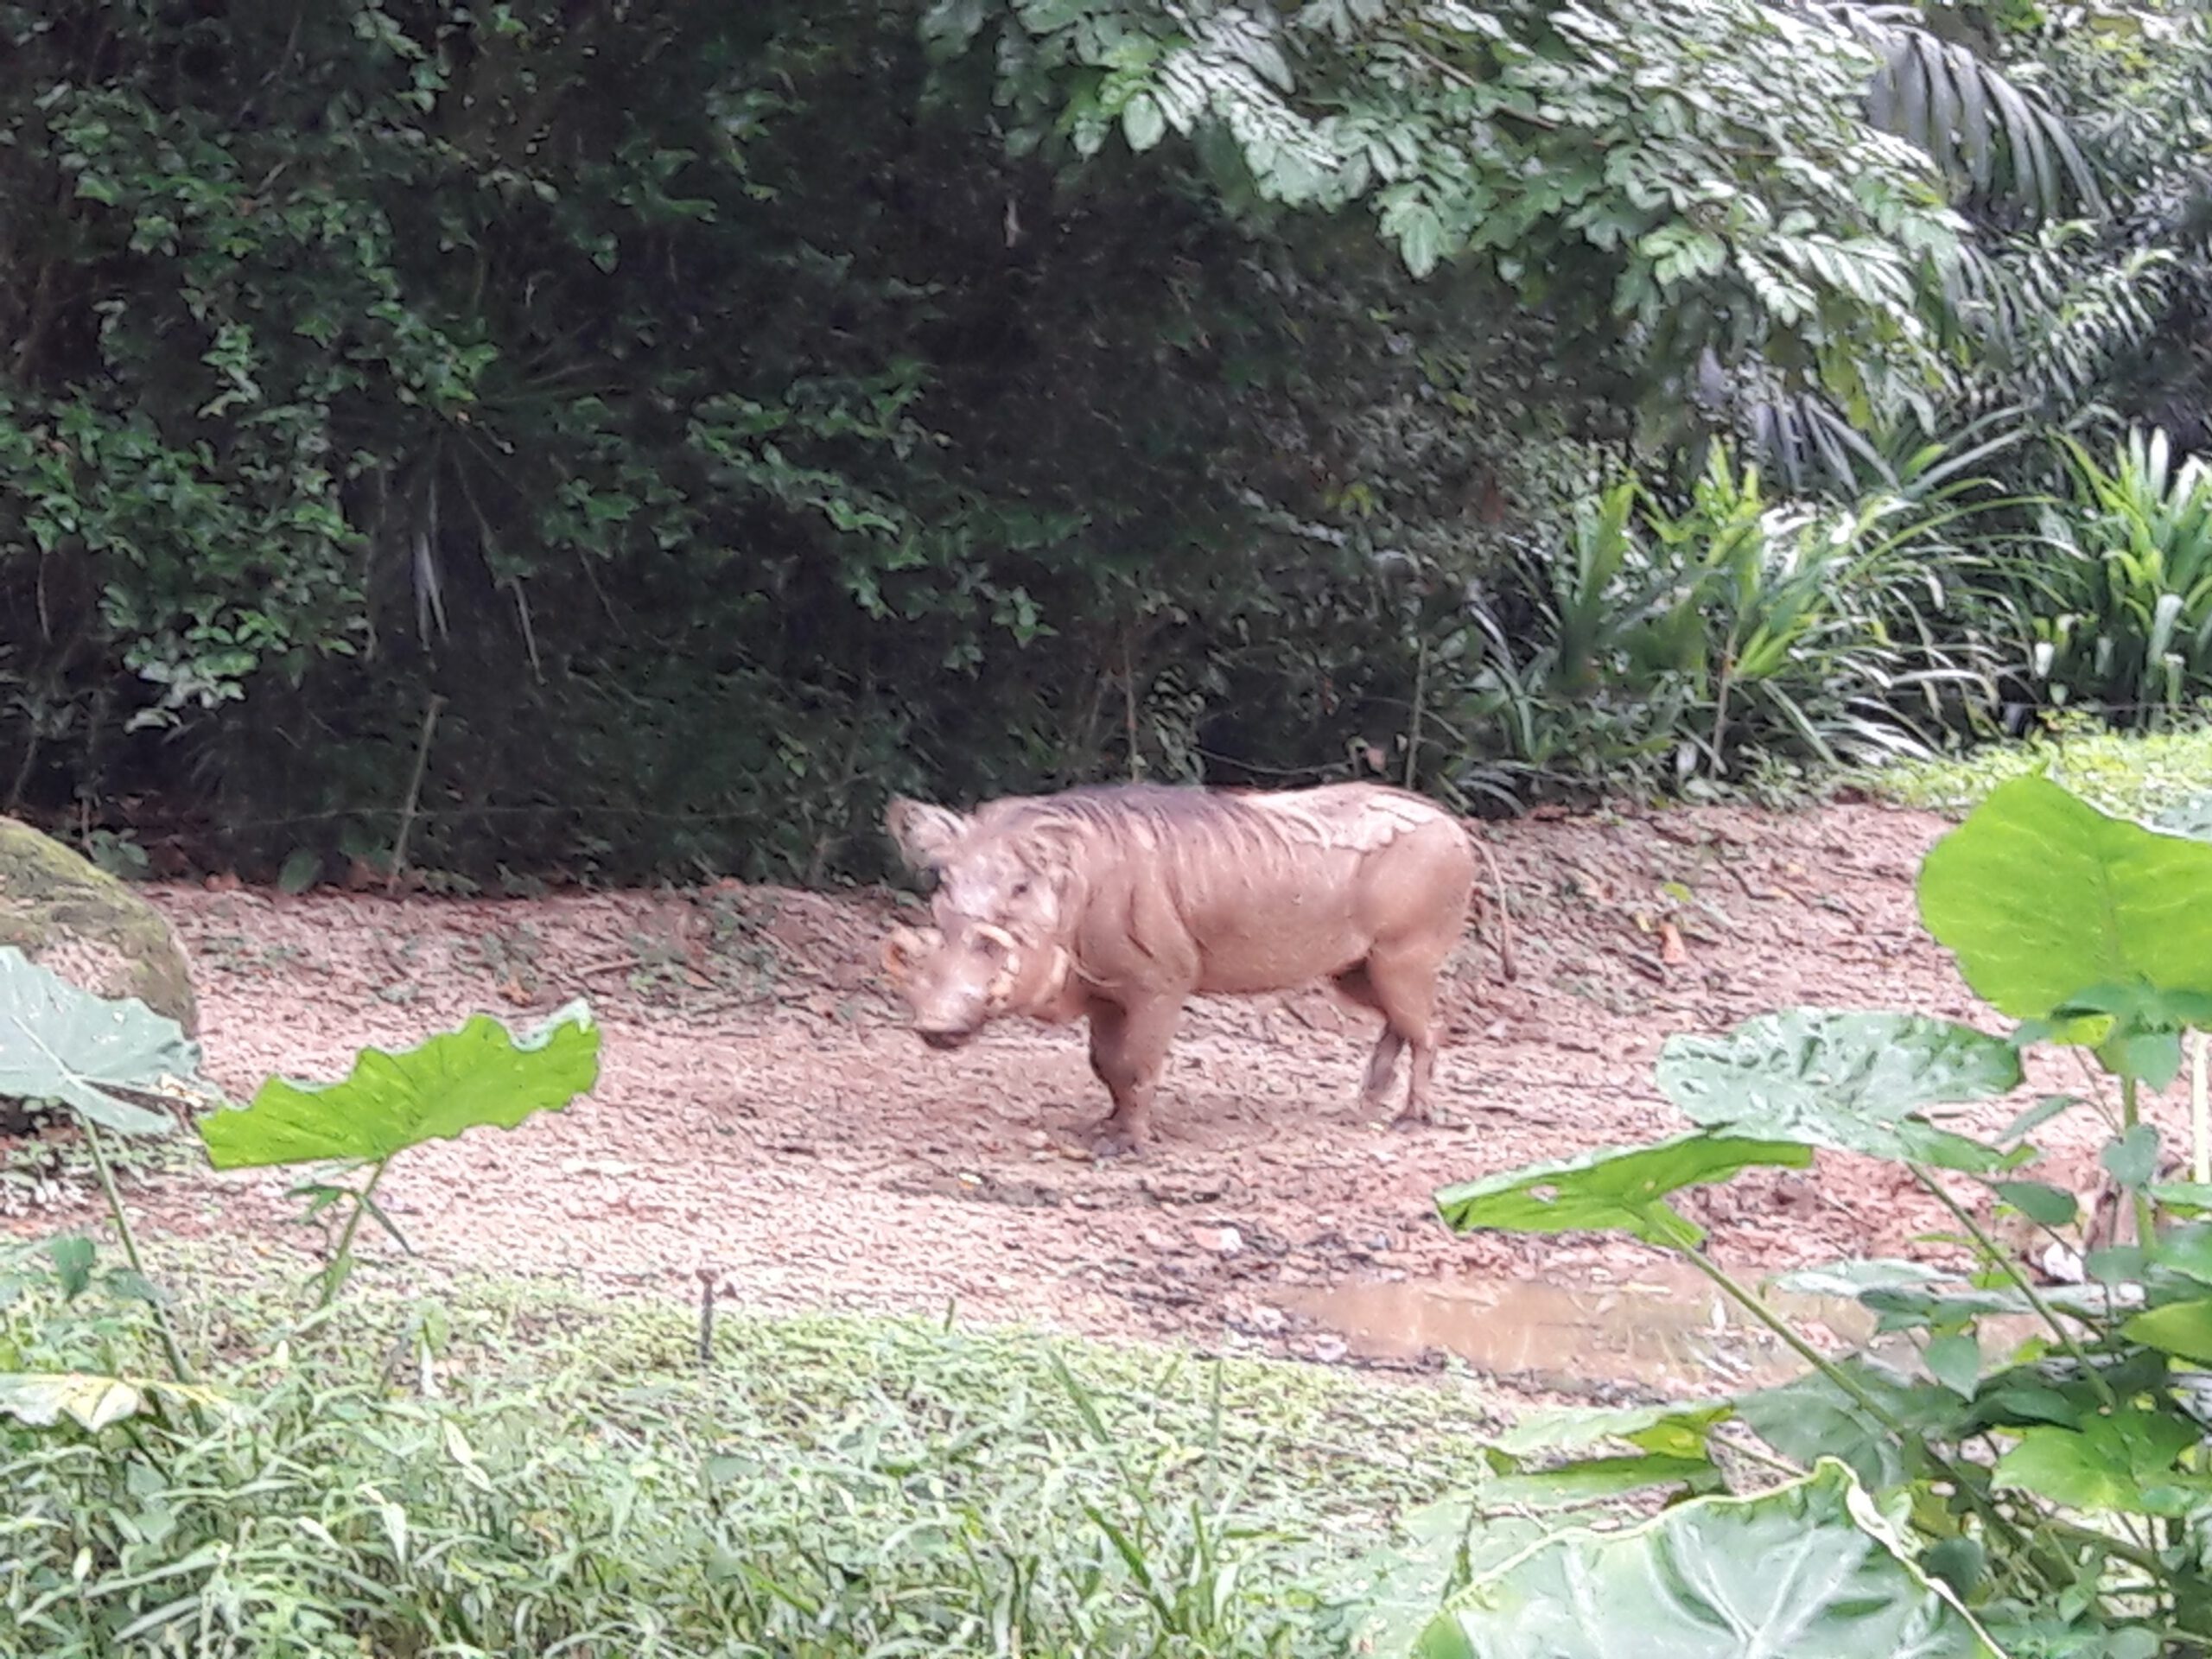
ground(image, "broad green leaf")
xmin=47 ymin=1236 xmax=94 ymax=1300
xmin=1925 ymin=1333 xmax=1980 ymax=1399
xmin=0 ymin=946 xmax=207 ymax=1136
xmin=1491 ymin=1401 xmax=1733 ymax=1459
xmin=1121 ymin=91 xmax=1166 ymax=152
xmin=1413 ymin=1460 xmax=2002 ymax=1659
xmin=1657 ymin=1010 xmax=2020 ymax=1168
xmin=1917 ymin=775 xmax=2212 ymax=1027
xmin=2121 ymin=1299 xmax=2212 ymax=1364
xmin=1433 ymin=1132 xmax=1811 ymax=1249
xmin=1389 ymin=198 xmax=1447 ymax=280
xmin=2102 ymin=1124 xmax=2161 ymax=1190
xmin=1922 ymin=1536 xmax=1986 ymax=1605
xmin=2150 ymin=1181 xmax=2212 ymax=1217
xmin=199 ymin=1001 xmax=601 ymax=1170
xmin=1328 ymin=1497 xmax=1554 ymax=1659
xmin=1736 ymin=1357 xmax=1961 ymax=1489
xmin=1654 ymin=1008 xmax=2017 ymax=1176
xmin=2036 ymin=982 xmax=2212 ymax=1087
xmin=2085 ymin=1245 xmax=2152 ymax=1287
xmin=1896 ymin=1122 xmax=2031 ymax=1175
xmin=1998 ymin=1094 xmax=2083 ymax=1144
xmin=1770 ymin=1258 xmax=1951 ymax=1299
xmin=1990 ymin=1180 xmax=2077 ymax=1229
xmin=1974 ymin=1382 xmax=2082 ymax=1429
xmin=0 ymin=1372 xmax=237 ymax=1433
xmin=1859 ymin=1281 xmax=2110 ymax=1333
xmin=1993 ymin=1409 xmax=2208 ymax=1516
xmin=1480 ymin=1450 xmax=1723 ymax=1510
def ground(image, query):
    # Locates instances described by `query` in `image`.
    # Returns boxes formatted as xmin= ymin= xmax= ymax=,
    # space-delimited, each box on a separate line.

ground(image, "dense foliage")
xmin=1432 ymin=776 xmax=2212 ymax=1656
xmin=0 ymin=0 xmax=2209 ymax=882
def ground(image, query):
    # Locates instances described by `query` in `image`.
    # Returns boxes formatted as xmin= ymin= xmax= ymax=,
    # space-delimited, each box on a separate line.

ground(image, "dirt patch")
xmin=3 ymin=797 xmax=2137 ymax=1395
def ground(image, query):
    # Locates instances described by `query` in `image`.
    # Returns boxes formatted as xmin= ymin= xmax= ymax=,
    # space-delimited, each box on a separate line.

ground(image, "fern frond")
xmin=1783 ymin=0 xmax=2101 ymax=220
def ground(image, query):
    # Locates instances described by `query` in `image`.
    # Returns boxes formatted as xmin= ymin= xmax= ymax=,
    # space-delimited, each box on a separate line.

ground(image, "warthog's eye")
xmin=1010 ymin=878 xmax=1032 ymax=899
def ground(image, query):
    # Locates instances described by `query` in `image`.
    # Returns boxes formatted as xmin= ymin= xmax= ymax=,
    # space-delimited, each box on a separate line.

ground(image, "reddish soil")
xmin=5 ymin=796 xmax=2140 ymax=1386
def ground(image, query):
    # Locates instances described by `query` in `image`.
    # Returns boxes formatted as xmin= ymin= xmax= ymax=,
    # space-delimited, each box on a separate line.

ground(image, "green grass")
xmin=1861 ymin=709 xmax=2212 ymax=825
xmin=2 ymin=1236 xmax=1525 ymax=1657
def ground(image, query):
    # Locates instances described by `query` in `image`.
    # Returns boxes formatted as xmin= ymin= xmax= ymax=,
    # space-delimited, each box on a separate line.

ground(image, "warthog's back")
xmin=1000 ymin=783 xmax=1475 ymax=997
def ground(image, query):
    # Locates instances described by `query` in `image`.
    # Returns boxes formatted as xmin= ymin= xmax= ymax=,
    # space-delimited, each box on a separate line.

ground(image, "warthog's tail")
xmin=1466 ymin=831 xmax=1516 ymax=982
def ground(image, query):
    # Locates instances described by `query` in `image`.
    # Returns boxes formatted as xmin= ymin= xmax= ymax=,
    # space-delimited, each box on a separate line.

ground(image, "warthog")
xmin=878 ymin=781 xmax=1512 ymax=1152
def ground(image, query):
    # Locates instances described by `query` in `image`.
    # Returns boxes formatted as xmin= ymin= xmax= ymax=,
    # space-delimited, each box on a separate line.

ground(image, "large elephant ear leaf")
xmin=1434 ymin=1132 xmax=1812 ymax=1250
xmin=1411 ymin=1459 xmax=2005 ymax=1659
xmin=1656 ymin=1009 xmax=2021 ymax=1170
xmin=0 ymin=1370 xmax=241 ymax=1433
xmin=1917 ymin=774 xmax=2212 ymax=1027
xmin=199 ymin=1001 xmax=601 ymax=1170
xmin=0 ymin=945 xmax=213 ymax=1136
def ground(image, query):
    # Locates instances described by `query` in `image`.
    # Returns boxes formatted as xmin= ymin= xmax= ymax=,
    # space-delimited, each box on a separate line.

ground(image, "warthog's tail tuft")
xmin=1467 ymin=831 xmax=1516 ymax=982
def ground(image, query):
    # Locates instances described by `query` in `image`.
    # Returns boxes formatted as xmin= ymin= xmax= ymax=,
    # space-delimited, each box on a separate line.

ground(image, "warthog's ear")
xmin=880 ymin=925 xmax=938 ymax=987
xmin=886 ymin=798 xmax=968 ymax=873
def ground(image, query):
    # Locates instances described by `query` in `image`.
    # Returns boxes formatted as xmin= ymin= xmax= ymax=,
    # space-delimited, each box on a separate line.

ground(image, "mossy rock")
xmin=0 ymin=818 xmax=198 ymax=1031
xmin=0 ymin=819 xmax=199 ymax=1135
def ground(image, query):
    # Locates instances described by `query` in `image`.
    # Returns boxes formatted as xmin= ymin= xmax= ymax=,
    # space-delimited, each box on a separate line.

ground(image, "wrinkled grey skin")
xmin=878 ymin=783 xmax=1491 ymax=1155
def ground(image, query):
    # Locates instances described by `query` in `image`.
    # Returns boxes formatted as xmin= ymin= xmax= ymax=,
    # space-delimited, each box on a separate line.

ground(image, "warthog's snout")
xmin=882 ymin=922 xmax=1013 ymax=1052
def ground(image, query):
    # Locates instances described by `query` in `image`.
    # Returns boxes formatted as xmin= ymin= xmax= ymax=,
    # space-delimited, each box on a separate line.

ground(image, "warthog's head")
xmin=880 ymin=918 xmax=1021 ymax=1049
xmin=878 ymin=798 xmax=1072 ymax=1048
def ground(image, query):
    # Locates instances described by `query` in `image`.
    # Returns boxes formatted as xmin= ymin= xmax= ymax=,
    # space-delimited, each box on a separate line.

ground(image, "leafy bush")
xmin=1873 ymin=708 xmax=2212 ymax=823
xmin=0 ymin=0 xmax=2191 ymax=877
xmin=1433 ymin=442 xmax=2007 ymax=803
xmin=1427 ymin=773 xmax=2212 ymax=1655
xmin=1999 ymin=429 xmax=2212 ymax=721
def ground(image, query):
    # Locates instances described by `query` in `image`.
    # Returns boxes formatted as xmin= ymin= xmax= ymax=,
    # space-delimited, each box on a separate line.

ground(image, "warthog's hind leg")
xmin=1333 ymin=964 xmax=1408 ymax=1118
xmin=1339 ymin=954 xmax=1443 ymax=1129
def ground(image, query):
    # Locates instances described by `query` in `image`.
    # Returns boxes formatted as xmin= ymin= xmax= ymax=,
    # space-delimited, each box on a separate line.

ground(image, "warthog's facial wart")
xmin=880 ymin=917 xmax=1024 ymax=1046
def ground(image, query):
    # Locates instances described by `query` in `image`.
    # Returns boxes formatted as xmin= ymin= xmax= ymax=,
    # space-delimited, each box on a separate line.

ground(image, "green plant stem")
xmin=1675 ymin=1246 xmax=2047 ymax=1573
xmin=2123 ymin=1073 xmax=2158 ymax=1247
xmin=385 ymin=691 xmax=444 ymax=894
xmin=1677 ymin=1248 xmax=1906 ymax=1429
xmin=2036 ymin=1512 xmax=2172 ymax=1586
xmin=322 ymin=1157 xmax=393 ymax=1310
xmin=1908 ymin=1165 xmax=2116 ymax=1410
xmin=2193 ymin=1031 xmax=2208 ymax=1186
xmin=79 ymin=1120 xmax=194 ymax=1385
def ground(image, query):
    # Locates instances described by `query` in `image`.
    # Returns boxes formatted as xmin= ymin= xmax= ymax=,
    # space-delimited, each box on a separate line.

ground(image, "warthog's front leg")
xmin=1084 ymin=995 xmax=1185 ymax=1155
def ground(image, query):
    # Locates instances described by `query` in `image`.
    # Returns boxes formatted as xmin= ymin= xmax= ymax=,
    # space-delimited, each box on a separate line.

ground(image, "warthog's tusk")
xmin=974 ymin=923 xmax=1022 ymax=1006
xmin=880 ymin=925 xmax=938 ymax=983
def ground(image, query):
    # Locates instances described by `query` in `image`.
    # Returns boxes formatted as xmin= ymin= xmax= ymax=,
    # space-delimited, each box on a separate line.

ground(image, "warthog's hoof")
xmin=1089 ymin=1123 xmax=1150 ymax=1160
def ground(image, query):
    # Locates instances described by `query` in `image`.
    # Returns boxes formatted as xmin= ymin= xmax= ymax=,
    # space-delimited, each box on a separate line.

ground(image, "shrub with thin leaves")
xmin=1438 ymin=441 xmax=2006 ymax=801
xmin=1999 ymin=429 xmax=2212 ymax=721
